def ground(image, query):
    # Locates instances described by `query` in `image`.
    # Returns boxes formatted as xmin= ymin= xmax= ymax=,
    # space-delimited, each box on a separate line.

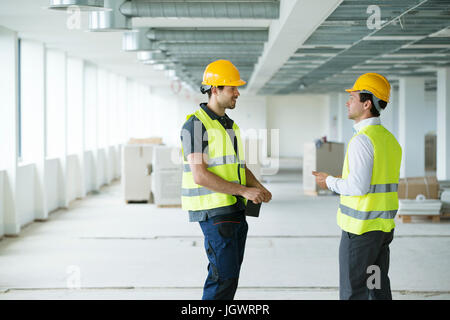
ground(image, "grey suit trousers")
xmin=339 ymin=229 xmax=394 ymax=300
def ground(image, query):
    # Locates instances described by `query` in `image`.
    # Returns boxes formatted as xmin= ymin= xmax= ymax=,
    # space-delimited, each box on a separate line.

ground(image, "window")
xmin=19 ymin=39 xmax=45 ymax=163
xmin=46 ymin=49 xmax=66 ymax=158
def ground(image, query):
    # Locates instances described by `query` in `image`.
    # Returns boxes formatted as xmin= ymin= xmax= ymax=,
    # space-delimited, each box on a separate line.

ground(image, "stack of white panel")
xmin=122 ymin=144 xmax=154 ymax=202
xmin=244 ymin=138 xmax=263 ymax=181
xmin=152 ymin=146 xmax=183 ymax=206
xmin=441 ymin=189 xmax=450 ymax=213
xmin=398 ymin=199 xmax=442 ymax=216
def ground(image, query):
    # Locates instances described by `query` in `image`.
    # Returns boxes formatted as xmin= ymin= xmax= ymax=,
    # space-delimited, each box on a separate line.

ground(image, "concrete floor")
xmin=1 ymin=169 xmax=449 ymax=300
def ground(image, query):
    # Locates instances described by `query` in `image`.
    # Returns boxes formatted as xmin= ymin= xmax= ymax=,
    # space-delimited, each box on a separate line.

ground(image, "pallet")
xmin=397 ymin=213 xmax=450 ymax=223
xmin=157 ymin=204 xmax=181 ymax=208
xmin=398 ymin=214 xmax=439 ymax=223
xmin=125 ymin=200 xmax=149 ymax=204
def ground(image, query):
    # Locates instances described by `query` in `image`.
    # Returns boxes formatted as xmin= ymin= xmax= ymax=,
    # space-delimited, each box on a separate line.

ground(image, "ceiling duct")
xmin=146 ymin=29 xmax=269 ymax=43
xmin=137 ymin=51 xmax=171 ymax=62
xmin=48 ymin=0 xmax=108 ymax=11
xmin=89 ymin=0 xmax=131 ymax=31
xmin=123 ymin=28 xmax=159 ymax=52
xmin=158 ymin=43 xmax=264 ymax=54
xmin=120 ymin=1 xmax=279 ymax=19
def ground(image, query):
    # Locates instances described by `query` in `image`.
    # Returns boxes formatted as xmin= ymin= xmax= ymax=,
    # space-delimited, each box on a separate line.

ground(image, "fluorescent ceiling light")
xmin=352 ymin=65 xmax=391 ymax=69
xmin=382 ymin=53 xmax=448 ymax=58
xmin=299 ymin=45 xmax=350 ymax=49
xmin=321 ymin=21 xmax=358 ymax=26
xmin=429 ymin=27 xmax=450 ymax=38
xmin=47 ymin=0 xmax=109 ymax=11
xmin=401 ymin=44 xmax=450 ymax=49
xmin=363 ymin=36 xmax=424 ymax=41
xmin=365 ymin=60 xmax=423 ymax=64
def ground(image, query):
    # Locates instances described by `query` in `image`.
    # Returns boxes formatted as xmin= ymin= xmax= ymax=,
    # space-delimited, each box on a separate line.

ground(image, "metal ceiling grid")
xmin=262 ymin=0 xmax=450 ymax=95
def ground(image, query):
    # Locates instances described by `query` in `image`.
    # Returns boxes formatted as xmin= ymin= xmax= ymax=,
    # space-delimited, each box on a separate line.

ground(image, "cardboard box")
xmin=122 ymin=145 xmax=154 ymax=202
xmin=303 ymin=142 xmax=344 ymax=194
xmin=128 ymin=137 xmax=163 ymax=145
xmin=397 ymin=176 xmax=439 ymax=200
xmin=153 ymin=146 xmax=183 ymax=171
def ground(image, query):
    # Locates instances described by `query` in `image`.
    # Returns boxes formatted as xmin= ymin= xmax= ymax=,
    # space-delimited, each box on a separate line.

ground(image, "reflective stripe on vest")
xmin=181 ymin=107 xmax=247 ymax=211
xmin=337 ymin=124 xmax=402 ymax=235
xmin=183 ymin=156 xmax=246 ymax=172
xmin=182 ymin=180 xmax=240 ymax=197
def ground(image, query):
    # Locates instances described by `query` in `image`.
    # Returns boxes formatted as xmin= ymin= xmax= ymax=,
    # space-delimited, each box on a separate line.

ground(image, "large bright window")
xmin=46 ymin=49 xmax=66 ymax=158
xmin=97 ymin=68 xmax=109 ymax=148
xmin=67 ymin=57 xmax=83 ymax=155
xmin=84 ymin=63 xmax=97 ymax=151
xmin=19 ymin=40 xmax=45 ymax=163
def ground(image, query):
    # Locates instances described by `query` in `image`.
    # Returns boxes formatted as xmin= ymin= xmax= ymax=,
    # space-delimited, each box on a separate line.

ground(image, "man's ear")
xmin=363 ymin=99 xmax=372 ymax=111
xmin=210 ymin=86 xmax=217 ymax=96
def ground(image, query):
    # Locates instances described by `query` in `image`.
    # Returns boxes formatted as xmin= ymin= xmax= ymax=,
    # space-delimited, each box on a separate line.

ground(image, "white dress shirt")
xmin=326 ymin=117 xmax=381 ymax=196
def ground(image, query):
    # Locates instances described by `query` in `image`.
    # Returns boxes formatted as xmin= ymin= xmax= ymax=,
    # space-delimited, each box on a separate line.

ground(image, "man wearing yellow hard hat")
xmin=180 ymin=60 xmax=272 ymax=300
xmin=313 ymin=73 xmax=402 ymax=300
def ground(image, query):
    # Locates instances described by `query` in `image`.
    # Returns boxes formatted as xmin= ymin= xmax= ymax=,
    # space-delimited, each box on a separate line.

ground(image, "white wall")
xmin=16 ymin=164 xmax=35 ymax=227
xmin=266 ymin=94 xmax=328 ymax=158
xmin=0 ymin=171 xmax=4 ymax=237
xmin=45 ymin=158 xmax=60 ymax=213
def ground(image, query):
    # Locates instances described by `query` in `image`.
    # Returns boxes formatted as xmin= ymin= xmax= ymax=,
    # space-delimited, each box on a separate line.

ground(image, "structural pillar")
xmin=326 ymin=93 xmax=339 ymax=141
xmin=22 ymin=40 xmax=48 ymax=220
xmin=437 ymin=67 xmax=450 ymax=181
xmin=337 ymin=92 xmax=354 ymax=151
xmin=398 ymin=77 xmax=426 ymax=178
xmin=0 ymin=27 xmax=20 ymax=235
xmin=381 ymin=87 xmax=398 ymax=139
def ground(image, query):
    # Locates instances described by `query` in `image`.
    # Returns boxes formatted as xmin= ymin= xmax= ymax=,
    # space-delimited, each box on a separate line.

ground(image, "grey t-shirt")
xmin=180 ymin=103 xmax=246 ymax=222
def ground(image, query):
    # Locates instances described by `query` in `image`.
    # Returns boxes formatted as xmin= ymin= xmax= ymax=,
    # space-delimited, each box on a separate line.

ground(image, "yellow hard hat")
xmin=345 ymin=73 xmax=391 ymax=102
xmin=202 ymin=59 xmax=246 ymax=87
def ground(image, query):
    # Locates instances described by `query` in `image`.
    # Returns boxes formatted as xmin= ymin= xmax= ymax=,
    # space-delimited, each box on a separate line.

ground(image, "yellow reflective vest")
xmin=337 ymin=124 xmax=402 ymax=235
xmin=181 ymin=107 xmax=247 ymax=211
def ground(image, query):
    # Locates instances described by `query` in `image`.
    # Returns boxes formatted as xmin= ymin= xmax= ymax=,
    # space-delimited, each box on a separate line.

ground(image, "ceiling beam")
xmin=245 ymin=0 xmax=343 ymax=94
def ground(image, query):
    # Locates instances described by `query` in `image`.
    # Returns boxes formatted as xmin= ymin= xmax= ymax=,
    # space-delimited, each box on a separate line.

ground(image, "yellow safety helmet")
xmin=202 ymin=60 xmax=246 ymax=87
xmin=345 ymin=73 xmax=391 ymax=103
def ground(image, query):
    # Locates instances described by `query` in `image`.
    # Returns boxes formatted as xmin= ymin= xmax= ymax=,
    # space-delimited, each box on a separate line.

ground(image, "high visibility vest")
xmin=337 ymin=124 xmax=402 ymax=235
xmin=181 ymin=107 xmax=247 ymax=211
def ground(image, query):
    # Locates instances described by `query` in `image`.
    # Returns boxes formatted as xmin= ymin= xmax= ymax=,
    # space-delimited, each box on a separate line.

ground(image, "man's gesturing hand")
xmin=312 ymin=171 xmax=329 ymax=190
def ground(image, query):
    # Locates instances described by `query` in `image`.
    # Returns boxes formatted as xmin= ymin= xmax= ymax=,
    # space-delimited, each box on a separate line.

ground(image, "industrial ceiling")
xmin=2 ymin=0 xmax=450 ymax=95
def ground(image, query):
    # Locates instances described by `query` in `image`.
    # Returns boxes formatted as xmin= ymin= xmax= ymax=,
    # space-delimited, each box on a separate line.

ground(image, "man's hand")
xmin=259 ymin=186 xmax=272 ymax=203
xmin=312 ymin=171 xmax=329 ymax=190
xmin=241 ymin=186 xmax=272 ymax=204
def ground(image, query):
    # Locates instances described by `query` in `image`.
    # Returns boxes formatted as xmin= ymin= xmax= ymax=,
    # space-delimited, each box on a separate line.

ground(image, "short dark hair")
xmin=207 ymin=86 xmax=224 ymax=99
xmin=359 ymin=92 xmax=387 ymax=117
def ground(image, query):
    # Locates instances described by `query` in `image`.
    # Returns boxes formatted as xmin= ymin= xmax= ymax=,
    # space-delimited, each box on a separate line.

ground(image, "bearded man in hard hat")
xmin=180 ymin=60 xmax=272 ymax=300
xmin=313 ymin=73 xmax=402 ymax=300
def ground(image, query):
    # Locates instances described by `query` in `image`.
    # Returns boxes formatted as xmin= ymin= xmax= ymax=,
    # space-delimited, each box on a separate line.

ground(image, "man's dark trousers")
xmin=199 ymin=211 xmax=248 ymax=300
xmin=339 ymin=229 xmax=394 ymax=300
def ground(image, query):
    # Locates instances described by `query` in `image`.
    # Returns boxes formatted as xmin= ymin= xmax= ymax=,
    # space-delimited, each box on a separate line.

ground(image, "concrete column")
xmin=326 ymin=93 xmax=339 ymax=141
xmin=0 ymin=27 xmax=20 ymax=235
xmin=381 ymin=88 xmax=398 ymax=139
xmin=337 ymin=92 xmax=354 ymax=152
xmin=25 ymin=41 xmax=48 ymax=220
xmin=437 ymin=67 xmax=450 ymax=181
xmin=60 ymin=51 xmax=69 ymax=208
xmin=399 ymin=77 xmax=426 ymax=178
xmin=80 ymin=61 xmax=87 ymax=198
